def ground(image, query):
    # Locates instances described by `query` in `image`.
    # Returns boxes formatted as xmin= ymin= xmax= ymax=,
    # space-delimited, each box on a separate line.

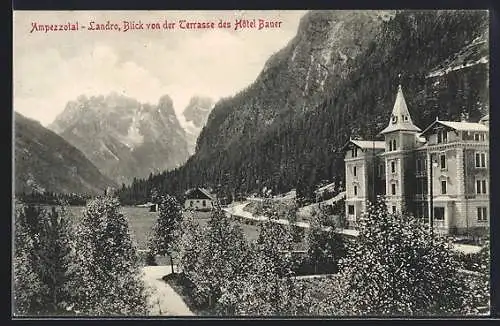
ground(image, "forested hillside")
xmin=15 ymin=112 xmax=116 ymax=195
xmin=117 ymin=10 xmax=488 ymax=204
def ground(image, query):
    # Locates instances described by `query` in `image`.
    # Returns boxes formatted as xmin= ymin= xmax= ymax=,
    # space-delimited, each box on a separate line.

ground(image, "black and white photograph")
xmin=12 ymin=9 xmax=490 ymax=317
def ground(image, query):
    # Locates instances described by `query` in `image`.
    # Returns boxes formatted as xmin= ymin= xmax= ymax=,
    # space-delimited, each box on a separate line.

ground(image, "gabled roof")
xmin=479 ymin=114 xmax=489 ymax=123
xmin=185 ymin=187 xmax=214 ymax=200
xmin=342 ymin=139 xmax=385 ymax=151
xmin=351 ymin=140 xmax=385 ymax=150
xmin=420 ymin=119 xmax=489 ymax=137
xmin=415 ymin=134 xmax=427 ymax=143
xmin=379 ymin=85 xmax=422 ymax=135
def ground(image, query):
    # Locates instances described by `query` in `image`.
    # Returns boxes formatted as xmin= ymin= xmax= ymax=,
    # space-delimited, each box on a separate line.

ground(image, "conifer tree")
xmin=306 ymin=207 xmax=346 ymax=274
xmin=68 ymin=196 xmax=148 ymax=316
xmin=217 ymin=217 xmax=297 ymax=316
xmin=148 ymin=194 xmax=183 ymax=274
xmin=337 ymin=197 xmax=469 ymax=316
xmin=187 ymin=209 xmax=251 ymax=310
xmin=13 ymin=203 xmax=47 ymax=316
xmin=13 ymin=203 xmax=73 ymax=315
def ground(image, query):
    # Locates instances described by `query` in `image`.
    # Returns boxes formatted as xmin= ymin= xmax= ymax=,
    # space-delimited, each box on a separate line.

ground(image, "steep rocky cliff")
xmin=49 ymin=93 xmax=189 ymax=185
xmin=182 ymin=96 xmax=214 ymax=155
xmin=116 ymin=10 xmax=489 ymax=203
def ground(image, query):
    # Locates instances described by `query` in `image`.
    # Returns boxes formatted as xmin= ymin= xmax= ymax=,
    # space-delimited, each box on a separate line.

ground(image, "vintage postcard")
xmin=13 ymin=10 xmax=490 ymax=317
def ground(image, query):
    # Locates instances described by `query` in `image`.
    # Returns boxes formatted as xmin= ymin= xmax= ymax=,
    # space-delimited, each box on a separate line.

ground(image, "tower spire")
xmin=379 ymin=83 xmax=421 ymax=135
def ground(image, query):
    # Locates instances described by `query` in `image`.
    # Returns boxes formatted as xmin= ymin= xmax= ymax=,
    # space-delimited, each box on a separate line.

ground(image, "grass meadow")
xmin=66 ymin=206 xmax=263 ymax=251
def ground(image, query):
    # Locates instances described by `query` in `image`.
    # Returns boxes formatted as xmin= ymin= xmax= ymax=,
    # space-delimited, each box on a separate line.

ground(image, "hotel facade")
xmin=343 ymin=85 xmax=489 ymax=235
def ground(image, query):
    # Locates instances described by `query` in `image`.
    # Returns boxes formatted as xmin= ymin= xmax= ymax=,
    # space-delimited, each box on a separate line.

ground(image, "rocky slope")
xmin=15 ymin=112 xmax=116 ymax=194
xmin=49 ymin=93 xmax=189 ymax=185
xmin=182 ymin=96 xmax=214 ymax=155
xmin=197 ymin=10 xmax=394 ymax=156
xmin=117 ymin=10 xmax=489 ymax=203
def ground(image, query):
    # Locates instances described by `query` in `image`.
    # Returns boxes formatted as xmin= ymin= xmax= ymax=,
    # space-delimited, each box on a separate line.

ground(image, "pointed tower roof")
xmin=379 ymin=84 xmax=421 ymax=135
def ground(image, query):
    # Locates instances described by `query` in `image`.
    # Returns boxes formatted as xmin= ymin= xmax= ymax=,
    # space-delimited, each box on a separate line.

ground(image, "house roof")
xmin=379 ymin=85 xmax=422 ymax=135
xmin=479 ymin=114 xmax=489 ymax=124
xmin=351 ymin=140 xmax=386 ymax=150
xmin=185 ymin=187 xmax=214 ymax=200
xmin=415 ymin=135 xmax=427 ymax=143
xmin=420 ymin=119 xmax=489 ymax=136
xmin=342 ymin=139 xmax=385 ymax=151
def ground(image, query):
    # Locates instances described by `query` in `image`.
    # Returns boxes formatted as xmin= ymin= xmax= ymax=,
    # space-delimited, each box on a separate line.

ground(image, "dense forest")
xmin=15 ymin=191 xmax=93 ymax=206
xmin=117 ymin=10 xmax=488 ymax=205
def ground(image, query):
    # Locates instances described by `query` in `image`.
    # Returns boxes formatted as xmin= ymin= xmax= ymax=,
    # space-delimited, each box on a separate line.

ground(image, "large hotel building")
xmin=343 ymin=85 xmax=489 ymax=235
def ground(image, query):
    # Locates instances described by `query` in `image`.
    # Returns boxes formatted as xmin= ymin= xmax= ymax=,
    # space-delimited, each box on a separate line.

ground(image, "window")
xmin=480 ymin=133 xmax=486 ymax=141
xmin=437 ymin=129 xmax=448 ymax=143
xmin=351 ymin=148 xmax=358 ymax=157
xmin=353 ymin=166 xmax=357 ymax=177
xmin=391 ymin=161 xmax=396 ymax=173
xmin=348 ymin=205 xmax=355 ymax=215
xmin=416 ymin=158 xmax=426 ymax=172
xmin=378 ymin=164 xmax=384 ymax=177
xmin=391 ymin=184 xmax=396 ymax=195
xmin=190 ymin=201 xmax=193 ymax=207
xmin=434 ymin=207 xmax=445 ymax=220
xmin=388 ymin=139 xmax=397 ymax=151
xmin=474 ymin=133 xmax=480 ymax=141
xmin=403 ymin=115 xmax=409 ymax=121
xmin=475 ymin=152 xmax=487 ymax=168
xmin=476 ymin=180 xmax=487 ymax=194
xmin=416 ymin=178 xmax=428 ymax=195
xmin=477 ymin=207 xmax=487 ymax=221
xmin=203 ymin=200 xmax=206 ymax=207
xmin=441 ymin=180 xmax=447 ymax=194
xmin=392 ymin=206 xmax=396 ymax=213
xmin=440 ymin=154 xmax=446 ymax=169
xmin=354 ymin=186 xmax=358 ymax=196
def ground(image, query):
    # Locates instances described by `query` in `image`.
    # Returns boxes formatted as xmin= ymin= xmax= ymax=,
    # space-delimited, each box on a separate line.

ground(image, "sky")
xmin=13 ymin=10 xmax=307 ymax=127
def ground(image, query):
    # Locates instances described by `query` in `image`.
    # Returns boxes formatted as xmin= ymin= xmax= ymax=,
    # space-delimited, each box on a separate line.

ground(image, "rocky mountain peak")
xmin=48 ymin=93 xmax=189 ymax=185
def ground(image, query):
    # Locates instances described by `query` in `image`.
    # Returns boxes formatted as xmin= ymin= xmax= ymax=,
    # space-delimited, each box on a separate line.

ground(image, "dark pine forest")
xmin=117 ymin=10 xmax=488 ymax=205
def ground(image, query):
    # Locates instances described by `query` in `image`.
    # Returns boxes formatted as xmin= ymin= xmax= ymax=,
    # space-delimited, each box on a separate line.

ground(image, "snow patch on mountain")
xmin=427 ymin=35 xmax=488 ymax=78
xmin=427 ymin=56 xmax=488 ymax=78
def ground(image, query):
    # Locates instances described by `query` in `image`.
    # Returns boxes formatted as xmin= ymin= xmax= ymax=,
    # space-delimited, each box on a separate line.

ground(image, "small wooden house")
xmin=136 ymin=202 xmax=159 ymax=212
xmin=184 ymin=188 xmax=215 ymax=211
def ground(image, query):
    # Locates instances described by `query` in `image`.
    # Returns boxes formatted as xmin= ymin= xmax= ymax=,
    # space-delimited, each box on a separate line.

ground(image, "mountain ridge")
xmin=49 ymin=93 xmax=190 ymax=185
xmin=113 ymin=10 xmax=488 ymax=203
xmin=15 ymin=112 xmax=116 ymax=195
